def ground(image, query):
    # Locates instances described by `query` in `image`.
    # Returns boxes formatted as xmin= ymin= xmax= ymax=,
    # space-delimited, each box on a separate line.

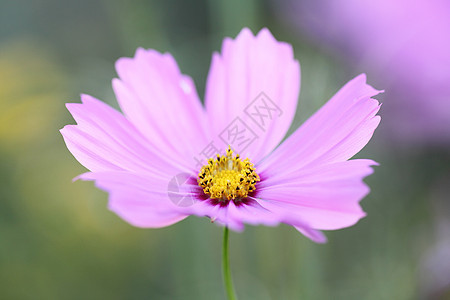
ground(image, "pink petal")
xmin=78 ymin=172 xmax=189 ymax=228
xmin=259 ymin=74 xmax=381 ymax=175
xmin=182 ymin=197 xmax=325 ymax=242
xmin=294 ymin=226 xmax=327 ymax=244
xmin=183 ymin=199 xmax=284 ymax=231
xmin=256 ymin=159 xmax=376 ymax=231
xmin=60 ymin=94 xmax=191 ymax=175
xmin=114 ymin=49 xmax=210 ymax=169
xmin=205 ymin=28 xmax=300 ymax=162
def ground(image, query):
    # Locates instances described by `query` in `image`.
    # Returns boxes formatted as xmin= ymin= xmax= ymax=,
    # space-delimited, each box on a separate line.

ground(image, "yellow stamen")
xmin=197 ymin=146 xmax=260 ymax=202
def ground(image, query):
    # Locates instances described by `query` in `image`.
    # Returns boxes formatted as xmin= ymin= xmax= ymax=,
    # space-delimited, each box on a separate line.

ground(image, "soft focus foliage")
xmin=0 ymin=41 xmax=63 ymax=152
xmin=0 ymin=1 xmax=449 ymax=299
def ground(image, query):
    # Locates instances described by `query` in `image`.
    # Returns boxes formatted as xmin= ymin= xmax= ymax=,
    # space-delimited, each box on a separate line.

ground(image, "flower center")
xmin=197 ymin=147 xmax=260 ymax=201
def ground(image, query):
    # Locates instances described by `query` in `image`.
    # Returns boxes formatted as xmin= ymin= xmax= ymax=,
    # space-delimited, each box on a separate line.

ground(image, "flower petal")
xmin=256 ymin=159 xmax=376 ymax=230
xmin=79 ymin=171 xmax=189 ymax=228
xmin=182 ymin=197 xmax=324 ymax=243
xmin=205 ymin=28 xmax=300 ymax=162
xmin=259 ymin=74 xmax=381 ymax=175
xmin=114 ymin=49 xmax=210 ymax=169
xmin=183 ymin=199 xmax=283 ymax=231
xmin=60 ymin=94 xmax=191 ymax=175
xmin=294 ymin=226 xmax=328 ymax=244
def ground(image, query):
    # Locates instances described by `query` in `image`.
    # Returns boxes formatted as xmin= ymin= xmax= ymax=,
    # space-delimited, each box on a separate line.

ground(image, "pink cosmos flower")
xmin=61 ymin=28 xmax=381 ymax=243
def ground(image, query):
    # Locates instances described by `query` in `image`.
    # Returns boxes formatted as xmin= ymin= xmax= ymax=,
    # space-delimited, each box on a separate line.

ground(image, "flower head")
xmin=61 ymin=28 xmax=381 ymax=243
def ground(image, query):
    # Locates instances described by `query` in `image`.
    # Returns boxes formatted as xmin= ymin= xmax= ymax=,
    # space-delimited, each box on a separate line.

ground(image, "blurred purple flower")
xmin=61 ymin=28 xmax=381 ymax=243
xmin=281 ymin=0 xmax=450 ymax=145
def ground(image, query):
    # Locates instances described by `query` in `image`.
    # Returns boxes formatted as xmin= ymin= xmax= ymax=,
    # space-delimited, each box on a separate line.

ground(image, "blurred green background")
xmin=0 ymin=1 xmax=449 ymax=299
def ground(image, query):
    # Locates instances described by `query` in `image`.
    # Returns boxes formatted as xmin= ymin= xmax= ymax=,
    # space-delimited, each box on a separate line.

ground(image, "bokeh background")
xmin=1 ymin=0 xmax=449 ymax=299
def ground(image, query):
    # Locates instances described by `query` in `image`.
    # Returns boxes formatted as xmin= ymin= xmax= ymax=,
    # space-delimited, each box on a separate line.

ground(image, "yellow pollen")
xmin=197 ymin=146 xmax=260 ymax=201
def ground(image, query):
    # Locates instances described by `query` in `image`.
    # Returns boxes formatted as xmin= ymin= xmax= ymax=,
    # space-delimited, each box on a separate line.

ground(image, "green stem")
xmin=222 ymin=226 xmax=237 ymax=300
